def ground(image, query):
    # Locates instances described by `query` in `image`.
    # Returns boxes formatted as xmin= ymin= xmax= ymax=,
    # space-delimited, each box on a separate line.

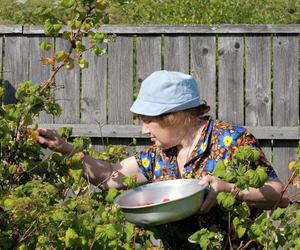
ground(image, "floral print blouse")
xmin=135 ymin=116 xmax=277 ymax=181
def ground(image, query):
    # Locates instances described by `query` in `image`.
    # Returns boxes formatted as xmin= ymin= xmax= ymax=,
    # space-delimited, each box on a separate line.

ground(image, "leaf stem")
xmin=271 ymin=169 xmax=298 ymax=214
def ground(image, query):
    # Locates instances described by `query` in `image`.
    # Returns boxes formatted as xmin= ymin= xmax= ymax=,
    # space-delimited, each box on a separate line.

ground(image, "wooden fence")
xmin=1 ymin=24 xmax=299 ymax=186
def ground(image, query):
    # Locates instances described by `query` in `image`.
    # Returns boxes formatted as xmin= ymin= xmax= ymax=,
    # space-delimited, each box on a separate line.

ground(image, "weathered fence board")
xmin=3 ymin=36 xmax=29 ymax=104
xmin=164 ymin=35 xmax=189 ymax=73
xmin=136 ymin=36 xmax=161 ymax=91
xmin=54 ymin=38 xmax=81 ymax=124
xmin=245 ymin=35 xmax=272 ymax=160
xmin=0 ymin=37 xmax=2 ymax=90
xmin=1 ymin=25 xmax=299 ymax=182
xmin=218 ymin=35 xmax=244 ymax=125
xmin=29 ymin=36 xmax=54 ymax=123
xmin=190 ymin=35 xmax=216 ymax=118
xmin=82 ymin=38 xmax=107 ymax=125
xmin=107 ymin=36 xmax=133 ymax=124
xmin=273 ymin=35 xmax=299 ymax=186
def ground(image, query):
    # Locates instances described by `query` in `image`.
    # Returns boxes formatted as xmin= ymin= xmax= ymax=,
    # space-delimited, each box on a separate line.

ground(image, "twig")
xmin=18 ymin=220 xmax=37 ymax=243
xmin=227 ymin=212 xmax=233 ymax=250
xmin=26 ymin=151 xmax=54 ymax=173
xmin=238 ymin=239 xmax=255 ymax=250
xmin=271 ymin=169 xmax=298 ymax=214
xmin=96 ymin=170 xmax=119 ymax=190
xmin=287 ymin=191 xmax=300 ymax=201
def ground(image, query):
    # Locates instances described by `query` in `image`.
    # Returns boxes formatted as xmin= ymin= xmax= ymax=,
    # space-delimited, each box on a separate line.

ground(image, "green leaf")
xmin=39 ymin=41 xmax=52 ymax=51
xmin=65 ymin=228 xmax=79 ymax=247
xmin=248 ymin=148 xmax=261 ymax=162
xmin=61 ymin=0 xmax=76 ymax=8
xmin=125 ymin=224 xmax=135 ymax=242
xmin=256 ymin=166 xmax=268 ymax=185
xmin=68 ymin=168 xmax=83 ymax=182
xmin=105 ymin=188 xmax=119 ymax=203
xmin=78 ymin=58 xmax=89 ymax=69
xmin=216 ymin=192 xmax=236 ymax=210
xmin=55 ymin=50 xmax=69 ymax=62
xmin=57 ymin=127 xmax=72 ymax=139
xmin=232 ymin=217 xmax=246 ymax=238
xmin=44 ymin=19 xmax=61 ymax=37
xmin=271 ymin=207 xmax=285 ymax=220
xmin=0 ymin=87 xmax=5 ymax=97
xmin=212 ymin=160 xmax=226 ymax=178
xmin=245 ymin=169 xmax=260 ymax=188
xmin=75 ymin=41 xmax=86 ymax=52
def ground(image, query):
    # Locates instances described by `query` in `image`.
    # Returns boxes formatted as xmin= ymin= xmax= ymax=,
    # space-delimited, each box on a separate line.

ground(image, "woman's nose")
xmin=141 ymin=123 xmax=150 ymax=134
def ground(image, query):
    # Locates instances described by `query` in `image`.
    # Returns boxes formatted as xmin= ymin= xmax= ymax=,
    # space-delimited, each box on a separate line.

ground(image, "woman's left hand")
xmin=198 ymin=175 xmax=234 ymax=214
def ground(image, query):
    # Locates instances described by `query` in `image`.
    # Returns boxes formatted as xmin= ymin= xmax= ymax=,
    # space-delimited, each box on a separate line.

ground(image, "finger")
xmin=36 ymin=135 xmax=48 ymax=145
xmin=38 ymin=128 xmax=56 ymax=139
xmin=199 ymin=187 xmax=217 ymax=214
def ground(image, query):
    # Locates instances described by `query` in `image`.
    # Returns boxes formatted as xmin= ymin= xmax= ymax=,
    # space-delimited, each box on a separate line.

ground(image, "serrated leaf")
xmin=78 ymin=58 xmax=89 ymax=69
xmin=216 ymin=192 xmax=236 ymax=210
xmin=44 ymin=20 xmax=61 ymax=37
xmin=212 ymin=160 xmax=226 ymax=178
xmin=271 ymin=207 xmax=285 ymax=220
xmin=61 ymin=0 xmax=76 ymax=8
xmin=246 ymin=169 xmax=261 ymax=188
xmin=40 ymin=41 xmax=52 ymax=51
xmin=0 ymin=87 xmax=5 ymax=97
xmin=288 ymin=160 xmax=297 ymax=170
xmin=232 ymin=217 xmax=246 ymax=238
xmin=65 ymin=228 xmax=79 ymax=247
xmin=255 ymin=166 xmax=268 ymax=185
xmin=68 ymin=168 xmax=83 ymax=182
xmin=55 ymin=50 xmax=69 ymax=62
xmin=125 ymin=224 xmax=135 ymax=242
xmin=105 ymin=188 xmax=119 ymax=203
xmin=248 ymin=148 xmax=261 ymax=162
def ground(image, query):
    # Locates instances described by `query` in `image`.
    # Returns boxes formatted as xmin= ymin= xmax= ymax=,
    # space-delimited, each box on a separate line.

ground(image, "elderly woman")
xmin=37 ymin=70 xmax=289 ymax=214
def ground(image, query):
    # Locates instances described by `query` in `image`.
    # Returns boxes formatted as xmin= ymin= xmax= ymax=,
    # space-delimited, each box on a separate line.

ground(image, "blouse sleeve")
xmin=236 ymin=130 xmax=278 ymax=179
xmin=134 ymin=146 xmax=156 ymax=181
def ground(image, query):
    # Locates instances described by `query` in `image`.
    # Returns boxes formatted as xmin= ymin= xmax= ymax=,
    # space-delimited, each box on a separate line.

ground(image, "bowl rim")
xmin=114 ymin=178 xmax=207 ymax=209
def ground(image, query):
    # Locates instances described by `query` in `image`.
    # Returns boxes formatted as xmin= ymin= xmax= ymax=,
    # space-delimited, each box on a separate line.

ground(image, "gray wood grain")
xmin=0 ymin=36 xmax=2 ymax=92
xmin=54 ymin=38 xmax=80 ymax=124
xmin=164 ymin=35 xmax=189 ymax=73
xmin=245 ymin=35 xmax=271 ymax=126
xmin=273 ymin=140 xmax=298 ymax=195
xmin=81 ymin=37 xmax=107 ymax=125
xmin=107 ymin=36 xmax=133 ymax=124
xmin=245 ymin=35 xmax=272 ymax=162
xmin=218 ymin=35 xmax=244 ymax=125
xmin=273 ymin=35 xmax=299 ymax=127
xmin=29 ymin=36 xmax=54 ymax=123
xmin=272 ymin=35 xmax=299 ymax=186
xmin=22 ymin=24 xmax=300 ymax=34
xmin=3 ymin=36 xmax=29 ymax=104
xmin=136 ymin=36 xmax=161 ymax=91
xmin=37 ymin=124 xmax=300 ymax=139
xmin=0 ymin=25 xmax=22 ymax=34
xmin=99 ymin=24 xmax=300 ymax=34
xmin=190 ymin=35 xmax=216 ymax=118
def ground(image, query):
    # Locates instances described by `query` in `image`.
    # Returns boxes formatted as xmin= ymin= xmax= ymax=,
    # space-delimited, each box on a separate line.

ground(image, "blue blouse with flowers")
xmin=135 ymin=116 xmax=277 ymax=181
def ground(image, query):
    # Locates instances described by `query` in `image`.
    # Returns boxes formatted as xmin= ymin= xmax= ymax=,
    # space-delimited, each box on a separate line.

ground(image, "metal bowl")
xmin=114 ymin=178 xmax=207 ymax=226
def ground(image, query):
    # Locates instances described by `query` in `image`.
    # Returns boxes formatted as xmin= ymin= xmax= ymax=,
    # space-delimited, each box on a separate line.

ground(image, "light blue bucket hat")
xmin=130 ymin=70 xmax=201 ymax=116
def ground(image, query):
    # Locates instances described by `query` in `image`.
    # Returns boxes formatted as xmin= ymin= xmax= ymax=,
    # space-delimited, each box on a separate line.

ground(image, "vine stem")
xmin=18 ymin=220 xmax=37 ymax=243
xmin=238 ymin=239 xmax=255 ymax=250
xmin=40 ymin=5 xmax=95 ymax=93
xmin=227 ymin=212 xmax=233 ymax=250
xmin=270 ymin=169 xmax=297 ymax=214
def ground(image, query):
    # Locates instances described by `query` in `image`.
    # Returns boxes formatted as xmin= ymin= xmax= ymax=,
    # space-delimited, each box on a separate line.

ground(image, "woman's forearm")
xmin=235 ymin=179 xmax=290 ymax=209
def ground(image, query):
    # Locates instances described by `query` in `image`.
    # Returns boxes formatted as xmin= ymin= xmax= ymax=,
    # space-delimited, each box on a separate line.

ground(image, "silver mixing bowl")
xmin=114 ymin=178 xmax=207 ymax=226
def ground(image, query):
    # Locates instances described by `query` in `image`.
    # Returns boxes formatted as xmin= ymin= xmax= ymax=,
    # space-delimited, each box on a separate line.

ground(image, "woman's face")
xmin=141 ymin=116 xmax=184 ymax=149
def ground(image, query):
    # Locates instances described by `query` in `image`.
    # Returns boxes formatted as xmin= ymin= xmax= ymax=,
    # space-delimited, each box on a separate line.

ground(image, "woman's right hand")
xmin=37 ymin=128 xmax=74 ymax=155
